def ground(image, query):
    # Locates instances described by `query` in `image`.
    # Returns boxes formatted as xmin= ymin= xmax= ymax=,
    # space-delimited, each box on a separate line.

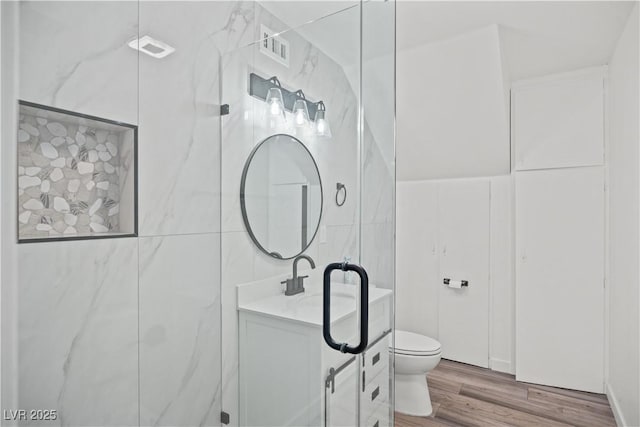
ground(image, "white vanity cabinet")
xmin=359 ymin=336 xmax=392 ymax=427
xmin=238 ymin=282 xmax=392 ymax=427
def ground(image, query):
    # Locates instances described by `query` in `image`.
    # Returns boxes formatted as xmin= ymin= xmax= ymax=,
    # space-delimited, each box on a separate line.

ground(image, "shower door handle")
xmin=323 ymin=262 xmax=369 ymax=354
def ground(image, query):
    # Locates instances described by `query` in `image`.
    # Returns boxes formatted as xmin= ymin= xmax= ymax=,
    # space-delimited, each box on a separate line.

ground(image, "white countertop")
xmin=237 ymin=274 xmax=392 ymax=327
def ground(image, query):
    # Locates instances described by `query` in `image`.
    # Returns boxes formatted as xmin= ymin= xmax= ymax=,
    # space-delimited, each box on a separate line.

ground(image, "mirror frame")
xmin=240 ymin=133 xmax=324 ymax=260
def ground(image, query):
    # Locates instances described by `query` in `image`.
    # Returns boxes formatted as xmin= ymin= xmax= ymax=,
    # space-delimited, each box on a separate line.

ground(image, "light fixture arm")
xmin=268 ymin=76 xmax=282 ymax=87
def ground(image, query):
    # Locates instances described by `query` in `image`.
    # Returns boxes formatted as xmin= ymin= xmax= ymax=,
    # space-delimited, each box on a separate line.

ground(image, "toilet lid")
xmin=391 ymin=330 xmax=441 ymax=356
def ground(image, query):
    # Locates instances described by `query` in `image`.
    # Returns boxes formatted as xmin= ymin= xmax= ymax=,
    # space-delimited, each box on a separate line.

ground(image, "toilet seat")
xmin=391 ymin=330 xmax=441 ymax=356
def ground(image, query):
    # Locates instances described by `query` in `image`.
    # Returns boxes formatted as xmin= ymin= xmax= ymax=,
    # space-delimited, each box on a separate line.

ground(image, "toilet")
xmin=390 ymin=330 xmax=442 ymax=417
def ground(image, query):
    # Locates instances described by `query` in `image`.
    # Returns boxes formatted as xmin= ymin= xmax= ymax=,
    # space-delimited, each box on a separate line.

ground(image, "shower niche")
xmin=17 ymin=101 xmax=137 ymax=242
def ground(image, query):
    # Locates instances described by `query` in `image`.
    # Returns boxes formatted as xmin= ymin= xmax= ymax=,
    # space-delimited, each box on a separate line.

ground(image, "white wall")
xmin=396 ymin=27 xmax=514 ymax=364
xmin=489 ymin=175 xmax=514 ymax=373
xmin=512 ymin=66 xmax=606 ymax=170
xmin=395 ymin=0 xmax=637 ymax=403
xmin=397 ymin=25 xmax=510 ymax=181
xmin=607 ymin=4 xmax=640 ymax=425
xmin=396 ymin=177 xmax=514 ymax=372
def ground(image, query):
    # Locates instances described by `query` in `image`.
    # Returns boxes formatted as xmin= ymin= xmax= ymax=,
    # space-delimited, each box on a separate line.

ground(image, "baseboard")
xmin=606 ymin=382 xmax=627 ymax=427
xmin=490 ymin=358 xmax=514 ymax=375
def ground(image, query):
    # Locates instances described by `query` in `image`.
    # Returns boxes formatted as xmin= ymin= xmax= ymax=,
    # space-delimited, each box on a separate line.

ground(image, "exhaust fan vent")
xmin=128 ymin=35 xmax=175 ymax=59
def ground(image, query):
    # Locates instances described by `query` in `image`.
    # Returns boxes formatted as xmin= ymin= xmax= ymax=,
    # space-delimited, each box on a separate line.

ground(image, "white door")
xmin=515 ymin=166 xmax=604 ymax=393
xmin=438 ymin=180 xmax=491 ymax=368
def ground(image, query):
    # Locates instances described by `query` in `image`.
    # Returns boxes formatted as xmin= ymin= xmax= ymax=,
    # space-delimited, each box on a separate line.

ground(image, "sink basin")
xmin=298 ymin=291 xmax=356 ymax=309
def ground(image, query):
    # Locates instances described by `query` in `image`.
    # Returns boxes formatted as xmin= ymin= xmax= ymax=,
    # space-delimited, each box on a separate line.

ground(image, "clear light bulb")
xmin=316 ymin=119 xmax=326 ymax=133
xmin=266 ymin=87 xmax=285 ymax=117
xmin=264 ymin=86 xmax=287 ymax=130
xmin=314 ymin=102 xmax=332 ymax=138
xmin=295 ymin=111 xmax=306 ymax=125
xmin=270 ymin=100 xmax=281 ymax=115
xmin=292 ymin=99 xmax=310 ymax=128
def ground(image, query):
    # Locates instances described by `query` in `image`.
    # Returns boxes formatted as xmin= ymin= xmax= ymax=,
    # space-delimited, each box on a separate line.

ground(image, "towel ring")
xmin=335 ymin=183 xmax=347 ymax=207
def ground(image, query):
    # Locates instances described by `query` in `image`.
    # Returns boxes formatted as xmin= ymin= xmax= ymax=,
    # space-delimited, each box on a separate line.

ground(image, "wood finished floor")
xmin=395 ymin=359 xmax=616 ymax=427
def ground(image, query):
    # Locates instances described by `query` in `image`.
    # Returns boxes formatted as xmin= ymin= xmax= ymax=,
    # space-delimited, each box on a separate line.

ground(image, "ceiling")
xmin=397 ymin=1 xmax=635 ymax=81
xmin=261 ymin=0 xmax=635 ymax=81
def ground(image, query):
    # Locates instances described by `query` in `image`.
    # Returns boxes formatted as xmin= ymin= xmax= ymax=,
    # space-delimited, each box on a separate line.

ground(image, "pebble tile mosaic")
xmin=17 ymin=103 xmax=136 ymax=241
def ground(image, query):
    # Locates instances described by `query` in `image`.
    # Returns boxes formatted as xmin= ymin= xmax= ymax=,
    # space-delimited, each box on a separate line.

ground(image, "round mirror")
xmin=241 ymin=134 xmax=323 ymax=260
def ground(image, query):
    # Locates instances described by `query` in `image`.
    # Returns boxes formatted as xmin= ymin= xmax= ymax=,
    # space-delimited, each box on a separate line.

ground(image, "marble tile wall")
xmin=17 ymin=238 xmax=139 ymax=426
xmin=137 ymin=1 xmax=241 ymax=237
xmin=360 ymin=2 xmax=396 ymax=289
xmin=139 ymin=233 xmax=221 ymax=427
xmin=18 ymin=2 xmax=139 ymax=125
xmin=220 ymin=6 xmax=362 ymax=236
xmin=218 ymin=4 xmax=388 ymax=424
xmin=15 ymin=3 xmax=141 ymax=426
xmin=135 ymin=3 xmax=259 ymax=421
xmin=14 ymin=2 xmax=233 ymax=426
xmin=12 ymin=2 xmax=394 ymax=427
xmin=361 ymin=120 xmax=395 ymax=290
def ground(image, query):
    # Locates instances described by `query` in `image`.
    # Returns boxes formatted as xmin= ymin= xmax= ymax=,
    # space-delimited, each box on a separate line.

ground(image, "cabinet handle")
xmin=323 ymin=262 xmax=369 ymax=354
xmin=371 ymin=386 xmax=380 ymax=401
xmin=324 ymin=357 xmax=356 ymax=395
xmin=372 ymin=352 xmax=380 ymax=366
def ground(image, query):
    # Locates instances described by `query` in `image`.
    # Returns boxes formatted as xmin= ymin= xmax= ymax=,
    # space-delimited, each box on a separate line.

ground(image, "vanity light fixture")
xmin=314 ymin=101 xmax=332 ymax=138
xmin=128 ymin=35 xmax=175 ymax=59
xmin=263 ymin=77 xmax=287 ymax=130
xmin=265 ymin=78 xmax=286 ymax=117
xmin=293 ymin=91 xmax=310 ymax=127
xmin=248 ymin=72 xmax=332 ymax=138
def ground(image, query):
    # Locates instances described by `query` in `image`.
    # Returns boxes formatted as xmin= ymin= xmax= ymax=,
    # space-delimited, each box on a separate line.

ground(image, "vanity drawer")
xmin=363 ymin=333 xmax=389 ymax=386
xmin=366 ymin=402 xmax=391 ymax=427
xmin=361 ymin=368 xmax=389 ymax=421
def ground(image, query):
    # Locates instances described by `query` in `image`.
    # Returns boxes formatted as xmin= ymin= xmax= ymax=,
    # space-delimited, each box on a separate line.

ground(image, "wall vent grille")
xmin=260 ymin=25 xmax=290 ymax=67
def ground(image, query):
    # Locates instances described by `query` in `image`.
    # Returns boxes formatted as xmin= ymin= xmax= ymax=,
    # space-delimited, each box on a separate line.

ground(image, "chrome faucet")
xmin=282 ymin=254 xmax=316 ymax=296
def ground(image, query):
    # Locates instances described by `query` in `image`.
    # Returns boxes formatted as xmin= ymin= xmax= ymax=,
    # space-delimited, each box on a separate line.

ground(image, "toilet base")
xmin=395 ymin=373 xmax=433 ymax=417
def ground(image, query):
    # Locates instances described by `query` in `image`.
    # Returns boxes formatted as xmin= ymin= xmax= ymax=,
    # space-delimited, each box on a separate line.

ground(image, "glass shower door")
xmin=220 ymin=1 xmax=395 ymax=425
